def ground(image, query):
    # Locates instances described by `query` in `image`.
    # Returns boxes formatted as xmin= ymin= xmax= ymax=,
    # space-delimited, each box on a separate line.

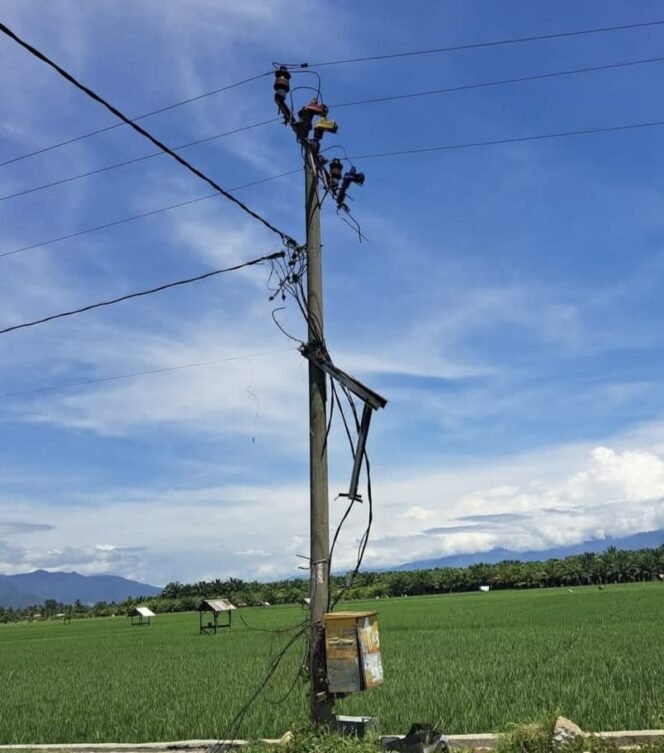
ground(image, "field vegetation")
xmin=1 ymin=544 xmax=662 ymax=623
xmin=0 ymin=583 xmax=662 ymax=744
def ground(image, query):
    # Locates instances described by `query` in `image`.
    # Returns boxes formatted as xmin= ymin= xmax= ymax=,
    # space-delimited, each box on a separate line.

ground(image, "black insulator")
xmin=329 ymin=158 xmax=343 ymax=183
xmin=346 ymin=166 xmax=365 ymax=185
xmin=273 ymin=66 xmax=291 ymax=98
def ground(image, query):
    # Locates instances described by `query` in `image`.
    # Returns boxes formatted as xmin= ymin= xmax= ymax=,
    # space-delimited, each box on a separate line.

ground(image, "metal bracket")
xmin=299 ymin=343 xmax=387 ymax=411
xmin=300 ymin=344 xmax=387 ymax=501
xmin=343 ymin=402 xmax=372 ymax=502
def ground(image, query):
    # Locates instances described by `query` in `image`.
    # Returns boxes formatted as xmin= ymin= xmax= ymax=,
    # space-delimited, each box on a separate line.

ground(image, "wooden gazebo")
xmin=129 ymin=606 xmax=155 ymax=627
xmin=198 ymin=599 xmax=236 ymax=635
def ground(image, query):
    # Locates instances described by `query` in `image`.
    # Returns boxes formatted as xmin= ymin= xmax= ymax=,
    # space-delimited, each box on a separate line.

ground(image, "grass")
xmin=0 ymin=583 xmax=662 ymax=744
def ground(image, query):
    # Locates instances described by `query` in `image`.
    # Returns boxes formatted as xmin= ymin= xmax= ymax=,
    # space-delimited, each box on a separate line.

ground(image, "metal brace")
xmin=300 ymin=343 xmax=387 ymax=501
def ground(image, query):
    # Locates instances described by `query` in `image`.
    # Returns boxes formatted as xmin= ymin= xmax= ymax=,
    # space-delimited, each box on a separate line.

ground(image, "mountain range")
xmin=0 ymin=570 xmax=160 ymax=609
xmin=1 ymin=529 xmax=662 ymax=608
xmin=397 ymin=528 xmax=664 ymax=570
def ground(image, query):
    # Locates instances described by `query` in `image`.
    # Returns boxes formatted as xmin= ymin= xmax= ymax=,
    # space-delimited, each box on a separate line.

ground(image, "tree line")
xmin=1 ymin=544 xmax=662 ymax=623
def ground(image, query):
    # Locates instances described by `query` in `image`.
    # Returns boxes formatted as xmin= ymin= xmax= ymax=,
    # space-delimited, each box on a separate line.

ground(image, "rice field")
xmin=0 ymin=583 xmax=662 ymax=744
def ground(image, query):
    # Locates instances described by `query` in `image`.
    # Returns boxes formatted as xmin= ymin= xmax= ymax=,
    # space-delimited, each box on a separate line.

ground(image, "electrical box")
xmin=324 ymin=611 xmax=384 ymax=694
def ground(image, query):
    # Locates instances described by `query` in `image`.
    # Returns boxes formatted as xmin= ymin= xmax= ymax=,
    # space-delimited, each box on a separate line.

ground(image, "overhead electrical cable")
xmin=0 ymin=72 xmax=272 ymax=168
xmin=0 ymin=118 xmax=279 ymax=203
xmin=1 ymin=53 xmax=661 ymax=207
xmin=4 ymin=53 xmax=663 ymax=207
xmin=0 ymin=21 xmax=297 ymax=247
xmin=3 ymin=19 xmax=662 ymax=170
xmin=303 ymin=18 xmax=664 ymax=67
xmin=5 ymin=115 xmax=664 ymax=263
xmin=351 ymin=118 xmax=664 ymax=160
xmin=0 ymin=169 xmax=300 ymax=260
xmin=332 ymin=54 xmax=664 ymax=109
xmin=0 ymin=347 xmax=295 ymax=399
xmin=0 ymin=251 xmax=285 ymax=336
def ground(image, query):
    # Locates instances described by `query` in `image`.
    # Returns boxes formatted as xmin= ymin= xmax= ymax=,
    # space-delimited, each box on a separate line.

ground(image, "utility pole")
xmin=305 ymin=154 xmax=334 ymax=725
xmin=274 ymin=66 xmax=374 ymax=726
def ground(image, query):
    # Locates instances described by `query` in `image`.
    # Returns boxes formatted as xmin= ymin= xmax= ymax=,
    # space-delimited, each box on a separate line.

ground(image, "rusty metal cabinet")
xmin=324 ymin=611 xmax=384 ymax=694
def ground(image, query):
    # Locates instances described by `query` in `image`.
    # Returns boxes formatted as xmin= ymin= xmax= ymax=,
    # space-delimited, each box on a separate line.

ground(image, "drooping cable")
xmin=327 ymin=382 xmax=375 ymax=610
xmin=0 ymin=348 xmax=296 ymax=400
xmin=211 ymin=624 xmax=307 ymax=751
xmin=0 ymin=251 xmax=285 ymax=336
xmin=0 ymin=21 xmax=298 ymax=247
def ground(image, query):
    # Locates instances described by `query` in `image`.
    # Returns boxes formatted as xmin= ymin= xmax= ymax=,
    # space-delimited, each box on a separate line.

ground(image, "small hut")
xmin=198 ymin=599 xmax=236 ymax=635
xmin=129 ymin=606 xmax=155 ymax=627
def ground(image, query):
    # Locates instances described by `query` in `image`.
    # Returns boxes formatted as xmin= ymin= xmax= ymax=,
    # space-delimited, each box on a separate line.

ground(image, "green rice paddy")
xmin=0 ymin=583 xmax=661 ymax=744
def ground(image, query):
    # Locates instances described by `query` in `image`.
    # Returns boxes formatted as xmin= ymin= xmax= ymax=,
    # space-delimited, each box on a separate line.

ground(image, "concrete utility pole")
xmin=305 ymin=155 xmax=334 ymax=725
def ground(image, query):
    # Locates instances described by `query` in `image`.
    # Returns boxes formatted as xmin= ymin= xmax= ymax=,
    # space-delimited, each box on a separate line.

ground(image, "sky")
xmin=1 ymin=0 xmax=663 ymax=586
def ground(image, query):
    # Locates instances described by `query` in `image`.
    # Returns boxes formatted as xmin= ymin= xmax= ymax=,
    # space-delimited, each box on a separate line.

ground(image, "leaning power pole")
xmin=273 ymin=64 xmax=336 ymax=723
xmin=273 ymin=65 xmax=382 ymax=726
xmin=305 ymin=151 xmax=334 ymax=724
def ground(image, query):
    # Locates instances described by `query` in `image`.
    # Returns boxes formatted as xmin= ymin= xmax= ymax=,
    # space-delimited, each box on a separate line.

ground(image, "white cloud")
xmin=2 ymin=425 xmax=664 ymax=584
xmin=362 ymin=441 xmax=664 ymax=567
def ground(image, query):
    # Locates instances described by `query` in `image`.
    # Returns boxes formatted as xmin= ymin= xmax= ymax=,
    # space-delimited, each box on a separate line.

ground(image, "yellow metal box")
xmin=324 ymin=611 xmax=384 ymax=694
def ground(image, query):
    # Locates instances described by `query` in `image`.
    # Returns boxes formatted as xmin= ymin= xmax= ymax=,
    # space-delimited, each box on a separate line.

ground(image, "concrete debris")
xmin=553 ymin=717 xmax=584 ymax=748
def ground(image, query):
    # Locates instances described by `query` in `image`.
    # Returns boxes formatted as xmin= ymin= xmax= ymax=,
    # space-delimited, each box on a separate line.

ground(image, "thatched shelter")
xmin=198 ymin=599 xmax=236 ymax=635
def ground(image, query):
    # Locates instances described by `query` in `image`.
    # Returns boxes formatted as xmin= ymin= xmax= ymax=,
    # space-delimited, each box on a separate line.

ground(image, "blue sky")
xmin=1 ymin=0 xmax=663 ymax=586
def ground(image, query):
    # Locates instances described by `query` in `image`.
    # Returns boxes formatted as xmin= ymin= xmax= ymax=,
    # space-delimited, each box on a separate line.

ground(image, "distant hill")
xmin=0 ymin=579 xmax=42 ymax=609
xmin=398 ymin=528 xmax=664 ymax=570
xmin=0 ymin=570 xmax=160 ymax=608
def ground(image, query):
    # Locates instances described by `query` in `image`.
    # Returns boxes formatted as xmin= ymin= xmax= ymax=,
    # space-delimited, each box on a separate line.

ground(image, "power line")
xmin=304 ymin=18 xmax=664 ymax=67
xmin=0 ymin=347 xmax=295 ymax=399
xmin=333 ymin=54 xmax=664 ymax=110
xmin=2 ymin=53 xmax=660 ymax=208
xmin=351 ymin=118 xmax=664 ymax=160
xmin=0 ymin=170 xmax=300 ymax=260
xmin=0 ymin=21 xmax=298 ymax=247
xmin=5 ymin=115 xmax=664 ymax=263
xmin=0 ymin=72 xmax=271 ymax=168
xmin=2 ymin=19 xmax=661 ymax=172
xmin=0 ymin=251 xmax=284 ymax=336
xmin=0 ymin=118 xmax=279 ymax=204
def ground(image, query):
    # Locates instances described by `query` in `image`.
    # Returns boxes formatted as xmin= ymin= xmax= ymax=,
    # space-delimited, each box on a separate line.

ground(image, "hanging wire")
xmin=211 ymin=624 xmax=308 ymax=751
